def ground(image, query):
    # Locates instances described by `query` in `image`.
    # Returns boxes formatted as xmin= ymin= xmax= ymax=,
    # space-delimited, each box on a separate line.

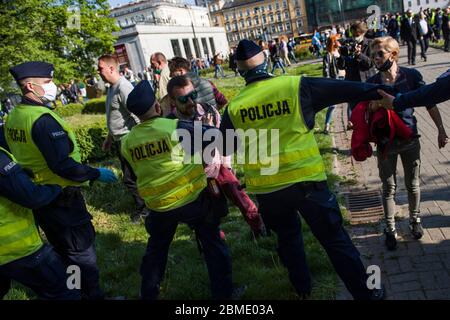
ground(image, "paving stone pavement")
xmin=332 ymin=46 xmax=450 ymax=300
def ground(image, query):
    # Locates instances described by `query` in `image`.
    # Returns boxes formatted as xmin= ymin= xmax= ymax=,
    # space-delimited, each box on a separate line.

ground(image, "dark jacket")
xmin=338 ymin=36 xmax=376 ymax=82
xmin=367 ymin=67 xmax=436 ymax=135
xmin=401 ymin=15 xmax=420 ymax=40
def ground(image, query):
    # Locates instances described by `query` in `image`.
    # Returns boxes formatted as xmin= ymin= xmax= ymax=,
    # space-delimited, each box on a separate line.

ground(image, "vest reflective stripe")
xmin=121 ymin=118 xmax=207 ymax=212
xmin=4 ymin=105 xmax=86 ymax=187
xmin=0 ymin=147 xmax=42 ymax=266
xmin=243 ymin=146 xmax=321 ymax=169
xmin=227 ymin=76 xmax=326 ymax=194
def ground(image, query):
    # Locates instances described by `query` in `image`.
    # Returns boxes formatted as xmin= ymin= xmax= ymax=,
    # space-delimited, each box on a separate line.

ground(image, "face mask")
xmin=354 ymin=35 xmax=364 ymax=43
xmin=376 ymin=57 xmax=394 ymax=72
xmin=238 ymin=61 xmax=268 ymax=82
xmin=32 ymin=81 xmax=57 ymax=104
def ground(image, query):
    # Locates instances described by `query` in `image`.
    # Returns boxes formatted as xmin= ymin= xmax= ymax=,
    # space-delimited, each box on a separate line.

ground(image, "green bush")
xmin=82 ymin=97 xmax=106 ymax=114
xmin=294 ymin=44 xmax=315 ymax=61
xmin=66 ymin=114 xmax=115 ymax=162
xmin=199 ymin=67 xmax=214 ymax=77
xmin=54 ymin=103 xmax=84 ymax=118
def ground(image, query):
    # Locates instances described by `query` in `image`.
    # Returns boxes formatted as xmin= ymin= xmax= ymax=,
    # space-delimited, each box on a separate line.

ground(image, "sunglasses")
xmin=177 ymin=90 xmax=198 ymax=104
xmin=372 ymin=50 xmax=389 ymax=58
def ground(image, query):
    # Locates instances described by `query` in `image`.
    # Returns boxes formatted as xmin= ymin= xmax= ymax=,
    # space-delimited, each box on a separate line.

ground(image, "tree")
xmin=0 ymin=0 xmax=119 ymax=96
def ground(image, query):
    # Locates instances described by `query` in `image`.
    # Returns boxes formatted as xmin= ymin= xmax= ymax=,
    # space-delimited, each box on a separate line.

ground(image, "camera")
xmin=339 ymin=38 xmax=358 ymax=57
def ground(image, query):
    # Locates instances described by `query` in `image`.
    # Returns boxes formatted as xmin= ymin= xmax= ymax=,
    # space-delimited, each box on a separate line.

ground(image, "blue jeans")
xmin=0 ymin=244 xmax=80 ymax=300
xmin=256 ymin=182 xmax=373 ymax=299
xmin=271 ymin=60 xmax=286 ymax=74
xmin=214 ymin=65 xmax=225 ymax=78
xmin=324 ymin=105 xmax=336 ymax=126
xmin=140 ymin=191 xmax=232 ymax=300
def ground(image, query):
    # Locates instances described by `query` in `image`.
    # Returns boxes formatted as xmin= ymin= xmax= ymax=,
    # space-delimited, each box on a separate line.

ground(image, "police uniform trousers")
xmin=140 ymin=189 xmax=233 ymax=300
xmin=0 ymin=244 xmax=80 ymax=300
xmin=256 ymin=181 xmax=372 ymax=299
xmin=33 ymin=186 xmax=103 ymax=299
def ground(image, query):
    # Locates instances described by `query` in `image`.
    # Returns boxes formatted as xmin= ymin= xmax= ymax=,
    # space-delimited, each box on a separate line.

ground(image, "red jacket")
xmin=351 ymin=101 xmax=414 ymax=161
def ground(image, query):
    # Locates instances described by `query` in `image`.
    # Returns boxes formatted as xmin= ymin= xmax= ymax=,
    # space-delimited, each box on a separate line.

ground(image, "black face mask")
xmin=238 ymin=61 xmax=269 ymax=81
xmin=376 ymin=58 xmax=394 ymax=72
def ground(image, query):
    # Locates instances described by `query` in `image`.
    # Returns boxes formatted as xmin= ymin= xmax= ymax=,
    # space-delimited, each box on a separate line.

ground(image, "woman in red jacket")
xmin=367 ymin=36 xmax=448 ymax=250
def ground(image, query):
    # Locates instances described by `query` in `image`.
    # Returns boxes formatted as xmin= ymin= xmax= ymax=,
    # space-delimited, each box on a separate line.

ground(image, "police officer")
xmin=120 ymin=80 xmax=233 ymax=300
xmin=0 ymin=146 xmax=80 ymax=300
xmin=377 ymin=68 xmax=450 ymax=109
xmin=220 ymin=39 xmax=389 ymax=299
xmin=4 ymin=61 xmax=118 ymax=299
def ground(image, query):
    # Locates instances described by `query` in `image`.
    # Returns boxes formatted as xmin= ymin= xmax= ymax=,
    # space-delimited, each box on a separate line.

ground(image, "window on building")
xmin=209 ymin=37 xmax=216 ymax=55
xmin=271 ymin=25 xmax=276 ymax=33
xmin=214 ymin=17 xmax=218 ymax=24
xmin=247 ymin=9 xmax=250 ymax=16
xmin=279 ymin=23 xmax=283 ymax=32
xmin=268 ymin=4 xmax=272 ymax=11
xmin=295 ymin=0 xmax=299 ymax=7
xmin=261 ymin=6 xmax=265 ymax=12
xmin=240 ymin=20 xmax=245 ymax=28
xmin=233 ymin=12 xmax=236 ymax=19
xmin=262 ymin=14 xmax=267 ymax=24
xmin=270 ymin=14 xmax=274 ymax=22
xmin=193 ymin=38 xmax=201 ymax=58
xmin=226 ymin=23 xmax=231 ymax=31
xmin=125 ymin=18 xmax=129 ymax=25
xmin=247 ymin=18 xmax=252 ymax=26
xmin=225 ymin=14 xmax=229 ymax=21
xmin=426 ymin=0 xmax=429 ymax=4
xmin=296 ymin=8 xmax=301 ymax=16
xmin=276 ymin=2 xmax=280 ymax=10
xmin=285 ymin=11 xmax=289 ymax=19
xmin=255 ymin=16 xmax=259 ymax=25
xmin=277 ymin=12 xmax=282 ymax=21
xmin=234 ymin=22 xmax=238 ymax=30
xmin=416 ymin=0 xmax=420 ymax=5
xmin=171 ymin=39 xmax=182 ymax=57
xmin=239 ymin=11 xmax=243 ymax=17
xmin=286 ymin=22 xmax=291 ymax=31
xmin=201 ymin=38 xmax=209 ymax=56
xmin=183 ymin=39 xmax=192 ymax=58
xmin=283 ymin=1 xmax=287 ymax=8
xmin=408 ymin=1 xmax=412 ymax=6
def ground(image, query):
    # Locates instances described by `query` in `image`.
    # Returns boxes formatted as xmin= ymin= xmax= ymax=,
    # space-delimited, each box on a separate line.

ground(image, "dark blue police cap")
xmin=126 ymin=80 xmax=156 ymax=116
xmin=9 ymin=61 xmax=54 ymax=82
xmin=236 ymin=39 xmax=262 ymax=61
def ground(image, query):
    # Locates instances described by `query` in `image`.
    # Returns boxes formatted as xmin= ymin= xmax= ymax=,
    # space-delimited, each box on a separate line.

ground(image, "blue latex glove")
xmin=97 ymin=168 xmax=118 ymax=183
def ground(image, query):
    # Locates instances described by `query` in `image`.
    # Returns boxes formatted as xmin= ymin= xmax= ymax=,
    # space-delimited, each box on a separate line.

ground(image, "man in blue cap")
xmin=4 ymin=61 xmax=118 ymax=299
xmin=120 ymin=80 xmax=235 ymax=300
xmin=0 ymin=146 xmax=80 ymax=300
xmin=219 ymin=39 xmax=393 ymax=300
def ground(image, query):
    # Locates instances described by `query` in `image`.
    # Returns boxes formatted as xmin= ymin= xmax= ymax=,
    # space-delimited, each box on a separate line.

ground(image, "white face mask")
xmin=32 ymin=81 xmax=57 ymax=103
xmin=355 ymin=35 xmax=365 ymax=43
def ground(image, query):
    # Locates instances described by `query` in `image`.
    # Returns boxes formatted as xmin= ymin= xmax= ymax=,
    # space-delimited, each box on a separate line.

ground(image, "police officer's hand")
xmin=97 ymin=168 xmax=118 ymax=183
xmin=377 ymin=89 xmax=395 ymax=110
xmin=102 ymin=135 xmax=113 ymax=152
xmin=438 ymin=130 xmax=449 ymax=149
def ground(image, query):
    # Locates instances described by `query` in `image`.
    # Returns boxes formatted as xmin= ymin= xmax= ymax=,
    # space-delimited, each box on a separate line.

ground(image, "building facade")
xmin=110 ymin=0 xmax=229 ymax=73
xmin=305 ymin=0 xmax=404 ymax=29
xmin=403 ymin=0 xmax=449 ymax=13
xmin=208 ymin=0 xmax=309 ymax=47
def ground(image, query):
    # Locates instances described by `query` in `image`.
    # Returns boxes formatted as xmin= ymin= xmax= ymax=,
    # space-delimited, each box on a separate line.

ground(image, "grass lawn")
xmin=5 ymin=63 xmax=345 ymax=300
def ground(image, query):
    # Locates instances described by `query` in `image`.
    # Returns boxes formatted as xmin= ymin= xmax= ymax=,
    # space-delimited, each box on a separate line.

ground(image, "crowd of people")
xmin=0 ymin=4 xmax=449 ymax=302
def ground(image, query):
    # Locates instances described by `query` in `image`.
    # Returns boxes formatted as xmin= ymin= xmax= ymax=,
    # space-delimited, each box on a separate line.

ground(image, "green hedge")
xmin=67 ymin=115 xmax=115 ymax=163
xmin=82 ymin=97 xmax=106 ymax=114
xmin=54 ymin=103 xmax=84 ymax=117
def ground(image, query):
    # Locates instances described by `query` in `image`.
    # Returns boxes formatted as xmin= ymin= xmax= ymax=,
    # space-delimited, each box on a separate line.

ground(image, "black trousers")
xmin=33 ymin=187 xmax=103 ymax=299
xmin=406 ymin=38 xmax=417 ymax=63
xmin=0 ymin=245 xmax=80 ymax=300
xmin=115 ymin=140 xmax=146 ymax=214
xmin=444 ymin=32 xmax=450 ymax=52
xmin=418 ymin=36 xmax=429 ymax=59
xmin=256 ymin=182 xmax=373 ymax=300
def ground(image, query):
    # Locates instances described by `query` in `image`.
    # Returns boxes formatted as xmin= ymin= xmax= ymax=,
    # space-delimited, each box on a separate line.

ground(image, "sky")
xmin=108 ymin=0 xmax=195 ymax=9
